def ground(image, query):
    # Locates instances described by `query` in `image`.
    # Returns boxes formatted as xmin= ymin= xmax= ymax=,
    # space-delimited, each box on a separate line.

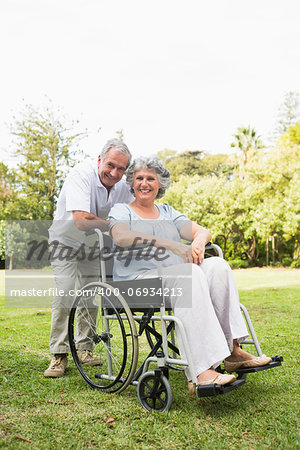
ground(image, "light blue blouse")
xmin=109 ymin=203 xmax=190 ymax=280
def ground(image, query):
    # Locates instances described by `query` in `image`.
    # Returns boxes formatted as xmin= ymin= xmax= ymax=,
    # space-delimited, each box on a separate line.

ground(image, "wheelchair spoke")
xmin=68 ymin=283 xmax=138 ymax=394
xmin=137 ymin=371 xmax=173 ymax=412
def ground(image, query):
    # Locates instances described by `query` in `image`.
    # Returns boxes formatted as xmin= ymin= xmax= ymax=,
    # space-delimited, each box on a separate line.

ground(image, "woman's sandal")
xmin=188 ymin=373 xmax=237 ymax=395
xmin=224 ymin=354 xmax=272 ymax=373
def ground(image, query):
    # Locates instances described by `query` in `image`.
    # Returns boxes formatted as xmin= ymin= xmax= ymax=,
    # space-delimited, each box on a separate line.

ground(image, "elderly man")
xmin=44 ymin=139 xmax=133 ymax=377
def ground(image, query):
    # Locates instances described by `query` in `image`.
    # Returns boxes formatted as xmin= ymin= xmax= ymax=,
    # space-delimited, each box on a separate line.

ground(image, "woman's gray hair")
xmin=126 ymin=157 xmax=171 ymax=199
xmin=100 ymin=138 xmax=132 ymax=166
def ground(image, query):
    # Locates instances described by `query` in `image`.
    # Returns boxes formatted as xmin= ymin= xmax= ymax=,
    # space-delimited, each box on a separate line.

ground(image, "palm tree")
xmin=231 ymin=126 xmax=264 ymax=179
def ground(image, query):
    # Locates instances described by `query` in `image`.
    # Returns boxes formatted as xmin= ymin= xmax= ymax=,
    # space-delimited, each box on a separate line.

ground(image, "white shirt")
xmin=109 ymin=203 xmax=190 ymax=280
xmin=49 ymin=160 xmax=133 ymax=248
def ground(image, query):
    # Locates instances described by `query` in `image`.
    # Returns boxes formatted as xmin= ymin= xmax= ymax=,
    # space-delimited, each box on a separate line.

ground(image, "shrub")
xmin=290 ymin=259 xmax=300 ymax=268
xmin=228 ymin=259 xmax=250 ymax=269
xmin=282 ymin=257 xmax=293 ymax=267
xmin=270 ymin=262 xmax=282 ymax=268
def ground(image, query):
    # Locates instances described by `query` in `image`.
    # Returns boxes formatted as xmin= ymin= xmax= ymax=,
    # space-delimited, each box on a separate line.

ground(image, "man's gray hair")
xmin=126 ymin=157 xmax=171 ymax=199
xmin=100 ymin=139 xmax=132 ymax=166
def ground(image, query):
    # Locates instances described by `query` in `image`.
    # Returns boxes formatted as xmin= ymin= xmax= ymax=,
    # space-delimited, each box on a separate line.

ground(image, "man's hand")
xmin=72 ymin=211 xmax=110 ymax=232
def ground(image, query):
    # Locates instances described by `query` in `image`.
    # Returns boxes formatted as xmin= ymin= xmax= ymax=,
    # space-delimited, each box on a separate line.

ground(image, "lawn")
xmin=0 ymin=268 xmax=299 ymax=449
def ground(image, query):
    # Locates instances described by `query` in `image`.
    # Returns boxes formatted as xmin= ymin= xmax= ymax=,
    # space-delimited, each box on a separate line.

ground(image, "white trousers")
xmin=138 ymin=257 xmax=248 ymax=379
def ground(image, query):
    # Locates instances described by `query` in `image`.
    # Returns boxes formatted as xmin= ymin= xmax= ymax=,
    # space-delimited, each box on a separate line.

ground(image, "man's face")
xmin=98 ymin=147 xmax=130 ymax=189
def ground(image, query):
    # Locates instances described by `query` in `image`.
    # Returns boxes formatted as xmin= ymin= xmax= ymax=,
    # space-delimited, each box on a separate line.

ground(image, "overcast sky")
xmin=1 ymin=0 xmax=299 ymax=165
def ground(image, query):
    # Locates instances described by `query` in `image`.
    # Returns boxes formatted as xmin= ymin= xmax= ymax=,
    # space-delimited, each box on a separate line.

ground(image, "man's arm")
xmin=72 ymin=210 xmax=110 ymax=232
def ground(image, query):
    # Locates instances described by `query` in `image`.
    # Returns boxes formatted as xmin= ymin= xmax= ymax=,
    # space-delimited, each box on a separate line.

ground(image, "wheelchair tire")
xmin=68 ymin=281 xmax=138 ymax=394
xmin=137 ymin=371 xmax=173 ymax=412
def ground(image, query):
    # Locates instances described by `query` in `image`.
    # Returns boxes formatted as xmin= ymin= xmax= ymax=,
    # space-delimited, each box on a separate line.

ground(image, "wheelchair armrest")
xmin=205 ymin=243 xmax=223 ymax=258
xmin=85 ymin=229 xmax=98 ymax=236
xmin=183 ymin=241 xmax=224 ymax=259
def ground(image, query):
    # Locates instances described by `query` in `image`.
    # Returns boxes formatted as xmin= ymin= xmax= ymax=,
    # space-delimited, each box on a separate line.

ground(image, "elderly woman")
xmin=109 ymin=157 xmax=271 ymax=391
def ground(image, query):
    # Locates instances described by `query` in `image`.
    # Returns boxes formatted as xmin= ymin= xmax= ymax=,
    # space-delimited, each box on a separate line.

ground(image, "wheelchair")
xmin=68 ymin=229 xmax=282 ymax=412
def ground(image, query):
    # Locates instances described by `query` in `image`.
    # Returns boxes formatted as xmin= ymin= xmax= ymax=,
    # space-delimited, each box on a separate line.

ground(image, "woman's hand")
xmin=191 ymin=236 xmax=206 ymax=264
xmin=169 ymin=242 xmax=193 ymax=263
xmin=180 ymin=221 xmax=212 ymax=264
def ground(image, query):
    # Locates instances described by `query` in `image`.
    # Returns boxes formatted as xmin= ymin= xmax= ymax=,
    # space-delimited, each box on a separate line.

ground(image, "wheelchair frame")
xmin=68 ymin=229 xmax=282 ymax=412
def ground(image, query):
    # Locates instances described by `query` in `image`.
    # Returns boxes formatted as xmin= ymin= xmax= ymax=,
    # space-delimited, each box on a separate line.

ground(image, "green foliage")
xmin=162 ymin=123 xmax=300 ymax=265
xmin=11 ymin=102 xmax=85 ymax=219
xmin=157 ymin=149 xmax=235 ymax=182
xmin=290 ymin=259 xmax=300 ymax=268
xmin=272 ymin=91 xmax=300 ymax=142
xmin=0 ymin=103 xmax=86 ymax=262
xmin=0 ymin=221 xmax=5 ymax=260
xmin=228 ymin=259 xmax=250 ymax=269
xmin=5 ymin=222 xmax=30 ymax=270
xmin=282 ymin=257 xmax=293 ymax=267
xmin=231 ymin=126 xmax=264 ymax=179
xmin=0 ymin=162 xmax=27 ymax=220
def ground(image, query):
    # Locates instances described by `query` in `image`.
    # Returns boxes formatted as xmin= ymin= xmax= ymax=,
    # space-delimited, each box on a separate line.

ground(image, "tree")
xmin=157 ymin=149 xmax=234 ymax=181
xmin=244 ymin=122 xmax=300 ymax=264
xmin=116 ymin=129 xmax=124 ymax=141
xmin=231 ymin=126 xmax=264 ymax=180
xmin=0 ymin=162 xmax=28 ymax=220
xmin=0 ymin=221 xmax=5 ymax=261
xmin=5 ymin=222 xmax=30 ymax=270
xmin=11 ymin=102 xmax=85 ymax=220
xmin=161 ymin=124 xmax=300 ymax=266
xmin=272 ymin=91 xmax=300 ymax=143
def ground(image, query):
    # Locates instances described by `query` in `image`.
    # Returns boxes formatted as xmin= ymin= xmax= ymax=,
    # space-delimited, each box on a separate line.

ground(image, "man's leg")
xmin=45 ymin=247 xmax=78 ymax=377
xmin=73 ymin=245 xmax=102 ymax=365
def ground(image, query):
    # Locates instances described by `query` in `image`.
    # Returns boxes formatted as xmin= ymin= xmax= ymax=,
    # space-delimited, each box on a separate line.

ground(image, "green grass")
xmin=0 ymin=269 xmax=299 ymax=449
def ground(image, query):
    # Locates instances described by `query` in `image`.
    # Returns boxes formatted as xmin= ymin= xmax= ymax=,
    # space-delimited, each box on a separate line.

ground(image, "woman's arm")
xmin=180 ymin=221 xmax=212 ymax=264
xmin=111 ymin=222 xmax=193 ymax=263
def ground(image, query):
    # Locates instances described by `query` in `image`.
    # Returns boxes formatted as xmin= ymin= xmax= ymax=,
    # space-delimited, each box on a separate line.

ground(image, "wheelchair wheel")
xmin=137 ymin=371 xmax=173 ymax=412
xmin=68 ymin=282 xmax=138 ymax=394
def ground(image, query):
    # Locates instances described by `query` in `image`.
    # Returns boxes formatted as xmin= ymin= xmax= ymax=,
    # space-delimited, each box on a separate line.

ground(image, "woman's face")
xmin=133 ymin=168 xmax=160 ymax=202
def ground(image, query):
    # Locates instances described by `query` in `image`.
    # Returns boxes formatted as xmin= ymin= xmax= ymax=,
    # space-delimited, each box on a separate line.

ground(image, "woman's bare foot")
xmin=197 ymin=369 xmax=220 ymax=384
xmin=196 ymin=369 xmax=236 ymax=385
xmin=225 ymin=339 xmax=260 ymax=363
xmin=224 ymin=340 xmax=272 ymax=372
xmin=225 ymin=347 xmax=257 ymax=363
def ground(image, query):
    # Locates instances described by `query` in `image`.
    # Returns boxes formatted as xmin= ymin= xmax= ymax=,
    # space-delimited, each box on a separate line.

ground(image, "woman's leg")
xmin=198 ymin=257 xmax=249 ymax=352
xmin=138 ymin=263 xmax=232 ymax=379
xmin=199 ymin=257 xmax=271 ymax=368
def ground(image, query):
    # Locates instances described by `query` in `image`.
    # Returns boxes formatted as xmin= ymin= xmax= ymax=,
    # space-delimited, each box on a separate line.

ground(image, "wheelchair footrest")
xmin=235 ymin=355 xmax=283 ymax=375
xmin=196 ymin=378 xmax=245 ymax=398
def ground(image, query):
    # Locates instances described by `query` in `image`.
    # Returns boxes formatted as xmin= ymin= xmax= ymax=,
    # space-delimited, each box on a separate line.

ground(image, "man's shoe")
xmin=77 ymin=350 xmax=102 ymax=366
xmin=44 ymin=355 xmax=67 ymax=378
